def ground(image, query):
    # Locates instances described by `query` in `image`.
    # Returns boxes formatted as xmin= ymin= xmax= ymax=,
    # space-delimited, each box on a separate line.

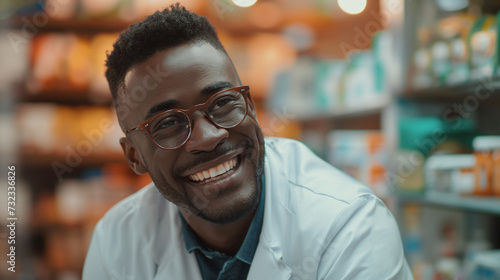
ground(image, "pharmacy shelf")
xmin=398 ymin=192 xmax=500 ymax=215
xmin=2 ymin=16 xmax=131 ymax=32
xmin=295 ymin=96 xmax=390 ymax=122
xmin=402 ymin=76 xmax=500 ymax=102
xmin=18 ymin=87 xmax=112 ymax=105
xmin=19 ymin=150 xmax=126 ymax=167
xmin=17 ymin=86 xmax=266 ymax=105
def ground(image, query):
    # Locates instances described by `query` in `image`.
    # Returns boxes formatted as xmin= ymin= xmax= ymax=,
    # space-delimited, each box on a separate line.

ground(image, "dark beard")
xmin=147 ymin=136 xmax=265 ymax=224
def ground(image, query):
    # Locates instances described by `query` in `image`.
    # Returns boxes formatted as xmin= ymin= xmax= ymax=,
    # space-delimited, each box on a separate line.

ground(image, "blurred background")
xmin=1 ymin=0 xmax=500 ymax=279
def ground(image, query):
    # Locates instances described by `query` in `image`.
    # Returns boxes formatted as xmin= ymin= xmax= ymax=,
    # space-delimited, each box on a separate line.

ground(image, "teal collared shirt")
xmin=179 ymin=176 xmax=265 ymax=280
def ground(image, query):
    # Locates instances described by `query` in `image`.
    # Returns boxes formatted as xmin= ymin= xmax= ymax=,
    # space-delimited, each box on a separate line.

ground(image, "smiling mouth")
xmin=187 ymin=156 xmax=241 ymax=183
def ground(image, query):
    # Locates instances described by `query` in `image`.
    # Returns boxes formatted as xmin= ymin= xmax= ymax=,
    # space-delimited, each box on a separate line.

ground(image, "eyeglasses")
xmin=124 ymin=86 xmax=250 ymax=150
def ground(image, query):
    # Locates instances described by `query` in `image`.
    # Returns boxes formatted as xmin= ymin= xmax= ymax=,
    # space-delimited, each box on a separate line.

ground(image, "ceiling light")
xmin=338 ymin=0 xmax=367 ymax=15
xmin=232 ymin=0 xmax=257 ymax=8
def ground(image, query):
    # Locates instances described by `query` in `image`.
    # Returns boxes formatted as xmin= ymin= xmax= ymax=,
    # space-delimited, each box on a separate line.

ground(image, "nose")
xmin=183 ymin=112 xmax=229 ymax=153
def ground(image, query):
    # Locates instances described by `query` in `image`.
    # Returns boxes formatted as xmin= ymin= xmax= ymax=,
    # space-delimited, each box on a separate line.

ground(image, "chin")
xmin=194 ymin=182 xmax=261 ymax=224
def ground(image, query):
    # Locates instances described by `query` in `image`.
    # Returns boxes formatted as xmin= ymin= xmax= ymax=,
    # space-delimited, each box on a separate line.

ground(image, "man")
xmin=83 ymin=4 xmax=413 ymax=280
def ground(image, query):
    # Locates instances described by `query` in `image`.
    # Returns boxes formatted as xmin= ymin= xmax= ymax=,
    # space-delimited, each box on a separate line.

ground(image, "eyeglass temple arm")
xmin=124 ymin=125 xmax=142 ymax=134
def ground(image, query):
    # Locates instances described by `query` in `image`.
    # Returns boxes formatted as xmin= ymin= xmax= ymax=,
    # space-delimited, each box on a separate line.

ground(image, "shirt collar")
xmin=179 ymin=174 xmax=266 ymax=264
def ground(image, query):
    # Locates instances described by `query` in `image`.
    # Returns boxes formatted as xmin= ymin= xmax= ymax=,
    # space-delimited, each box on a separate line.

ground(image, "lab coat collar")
xmin=247 ymin=155 xmax=293 ymax=280
xmin=247 ymin=238 xmax=292 ymax=280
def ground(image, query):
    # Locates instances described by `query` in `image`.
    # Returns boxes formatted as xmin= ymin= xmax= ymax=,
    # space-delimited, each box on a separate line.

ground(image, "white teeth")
xmin=188 ymin=158 xmax=238 ymax=182
xmin=209 ymin=168 xmax=217 ymax=177
xmin=217 ymin=164 xmax=226 ymax=174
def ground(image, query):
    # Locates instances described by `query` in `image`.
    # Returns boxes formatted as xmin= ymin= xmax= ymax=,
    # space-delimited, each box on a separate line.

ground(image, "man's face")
xmin=119 ymin=42 xmax=265 ymax=224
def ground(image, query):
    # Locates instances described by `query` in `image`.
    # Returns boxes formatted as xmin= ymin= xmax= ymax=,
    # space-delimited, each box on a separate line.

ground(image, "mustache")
xmin=175 ymin=139 xmax=253 ymax=176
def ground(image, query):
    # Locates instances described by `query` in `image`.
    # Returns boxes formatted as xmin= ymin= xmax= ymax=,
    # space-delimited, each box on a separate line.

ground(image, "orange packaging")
xmin=493 ymin=150 xmax=500 ymax=197
xmin=473 ymin=136 xmax=500 ymax=196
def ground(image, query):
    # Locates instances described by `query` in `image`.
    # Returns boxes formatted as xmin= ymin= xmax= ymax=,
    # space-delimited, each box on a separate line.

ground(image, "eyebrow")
xmin=144 ymin=81 xmax=235 ymax=121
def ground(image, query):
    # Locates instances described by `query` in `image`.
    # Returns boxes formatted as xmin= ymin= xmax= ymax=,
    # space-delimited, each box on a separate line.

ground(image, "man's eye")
xmin=212 ymin=95 xmax=237 ymax=111
xmin=153 ymin=116 xmax=185 ymax=131
xmin=159 ymin=119 xmax=179 ymax=128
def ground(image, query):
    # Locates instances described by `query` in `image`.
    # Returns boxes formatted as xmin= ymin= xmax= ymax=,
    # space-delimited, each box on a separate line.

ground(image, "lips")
xmin=187 ymin=157 xmax=239 ymax=182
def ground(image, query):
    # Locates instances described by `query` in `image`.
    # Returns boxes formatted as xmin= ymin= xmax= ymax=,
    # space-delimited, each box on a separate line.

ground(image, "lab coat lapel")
xmin=247 ymin=151 xmax=292 ymax=280
xmin=152 ymin=199 xmax=202 ymax=280
xmin=247 ymin=238 xmax=292 ymax=280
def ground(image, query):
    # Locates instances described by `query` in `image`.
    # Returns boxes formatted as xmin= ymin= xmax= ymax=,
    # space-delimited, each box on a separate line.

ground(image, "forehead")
xmin=119 ymin=42 xmax=239 ymax=127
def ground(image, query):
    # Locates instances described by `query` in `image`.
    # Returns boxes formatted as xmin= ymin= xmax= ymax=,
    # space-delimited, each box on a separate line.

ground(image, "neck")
xmin=179 ymin=208 xmax=256 ymax=256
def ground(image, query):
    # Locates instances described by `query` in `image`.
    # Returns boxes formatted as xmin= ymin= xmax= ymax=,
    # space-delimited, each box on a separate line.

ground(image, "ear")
xmin=119 ymin=137 xmax=147 ymax=175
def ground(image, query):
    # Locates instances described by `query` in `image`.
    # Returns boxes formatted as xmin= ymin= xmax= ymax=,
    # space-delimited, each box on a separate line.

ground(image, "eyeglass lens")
xmin=149 ymin=90 xmax=247 ymax=149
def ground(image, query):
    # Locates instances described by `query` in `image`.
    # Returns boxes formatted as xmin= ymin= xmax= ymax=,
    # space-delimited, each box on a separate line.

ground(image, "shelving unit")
xmin=7 ymin=2 xmax=366 ymax=279
xmin=19 ymin=150 xmax=126 ymax=166
xmin=17 ymin=87 xmax=112 ymax=105
xmin=5 ymin=0 xmax=500 ymax=279
xmin=290 ymin=0 xmax=500 ymax=277
xmin=295 ymin=96 xmax=391 ymax=121
xmin=2 ymin=17 xmax=131 ymax=33
xmin=392 ymin=0 xmax=500 ymax=277
xmin=398 ymin=193 xmax=500 ymax=215
xmin=3 ymin=9 xmax=141 ymax=280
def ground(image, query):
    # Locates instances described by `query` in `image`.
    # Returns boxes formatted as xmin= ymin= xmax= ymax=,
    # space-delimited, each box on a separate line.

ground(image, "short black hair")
xmin=105 ymin=3 xmax=227 ymax=102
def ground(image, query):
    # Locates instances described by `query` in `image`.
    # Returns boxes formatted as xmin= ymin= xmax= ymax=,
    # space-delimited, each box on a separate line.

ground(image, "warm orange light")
xmin=249 ymin=2 xmax=281 ymax=29
xmin=338 ymin=0 xmax=366 ymax=15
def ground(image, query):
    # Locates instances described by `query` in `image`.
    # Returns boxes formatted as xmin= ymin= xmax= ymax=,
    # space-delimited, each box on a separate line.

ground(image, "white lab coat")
xmin=83 ymin=137 xmax=413 ymax=280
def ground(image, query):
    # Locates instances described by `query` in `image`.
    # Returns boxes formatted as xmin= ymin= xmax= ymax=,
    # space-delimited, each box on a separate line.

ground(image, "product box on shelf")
xmin=268 ymin=57 xmax=317 ymax=117
xmin=326 ymin=130 xmax=388 ymax=198
xmin=340 ymin=51 xmax=379 ymax=108
xmin=446 ymin=14 xmax=476 ymax=85
xmin=468 ymin=250 xmax=500 ymax=279
xmin=398 ymin=116 xmax=477 ymax=193
xmin=17 ymin=104 xmax=123 ymax=158
xmin=469 ymin=12 xmax=500 ymax=80
xmin=268 ymin=31 xmax=393 ymax=118
xmin=424 ymin=154 xmax=475 ymax=195
xmin=411 ymin=14 xmax=477 ymax=88
xmin=27 ymin=32 xmax=118 ymax=102
xmin=472 ymin=135 xmax=500 ymax=197
xmin=312 ymin=60 xmax=344 ymax=113
xmin=411 ymin=27 xmax=434 ymax=89
xmin=432 ymin=14 xmax=476 ymax=85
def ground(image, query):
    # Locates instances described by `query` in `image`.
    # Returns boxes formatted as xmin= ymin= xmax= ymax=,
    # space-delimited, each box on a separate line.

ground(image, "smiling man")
xmin=82 ymin=4 xmax=413 ymax=280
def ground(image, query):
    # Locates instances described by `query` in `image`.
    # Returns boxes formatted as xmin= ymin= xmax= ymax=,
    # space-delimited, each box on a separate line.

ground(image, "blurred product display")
xmin=424 ymin=154 xmax=476 ymax=195
xmin=468 ymin=250 xmax=500 ymax=279
xmin=327 ymin=130 xmax=388 ymax=198
xmin=26 ymin=32 xmax=117 ymax=103
xmin=2 ymin=0 xmax=500 ymax=279
xmin=473 ymin=136 xmax=500 ymax=197
xmin=410 ymin=11 xmax=500 ymax=88
xmin=267 ymin=0 xmax=500 ymax=279
xmin=269 ymin=30 xmax=393 ymax=118
xmin=17 ymin=104 xmax=122 ymax=157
